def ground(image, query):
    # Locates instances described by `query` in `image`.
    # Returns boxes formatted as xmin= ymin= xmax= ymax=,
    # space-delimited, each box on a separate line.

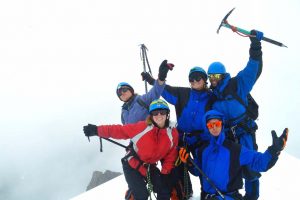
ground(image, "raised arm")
xmin=235 ymin=30 xmax=264 ymax=95
xmin=240 ymin=128 xmax=288 ymax=172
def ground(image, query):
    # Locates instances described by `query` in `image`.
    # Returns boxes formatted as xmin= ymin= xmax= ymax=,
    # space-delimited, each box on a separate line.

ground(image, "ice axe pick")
xmin=217 ymin=8 xmax=287 ymax=48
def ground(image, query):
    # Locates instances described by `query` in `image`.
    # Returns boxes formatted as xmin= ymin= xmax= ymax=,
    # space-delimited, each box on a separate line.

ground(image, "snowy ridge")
xmin=70 ymin=151 xmax=299 ymax=200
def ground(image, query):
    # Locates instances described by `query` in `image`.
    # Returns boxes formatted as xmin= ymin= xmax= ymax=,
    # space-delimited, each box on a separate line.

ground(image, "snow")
xmin=70 ymin=151 xmax=299 ymax=200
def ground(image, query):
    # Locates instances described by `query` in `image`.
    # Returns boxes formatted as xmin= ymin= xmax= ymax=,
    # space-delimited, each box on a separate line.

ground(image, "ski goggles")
xmin=189 ymin=76 xmax=203 ymax=83
xmin=206 ymin=120 xmax=222 ymax=129
xmin=208 ymin=74 xmax=223 ymax=80
xmin=151 ymin=109 xmax=168 ymax=116
xmin=117 ymin=87 xmax=130 ymax=95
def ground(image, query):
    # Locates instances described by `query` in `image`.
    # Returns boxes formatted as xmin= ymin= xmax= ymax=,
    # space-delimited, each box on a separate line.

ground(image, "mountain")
xmin=86 ymin=170 xmax=122 ymax=191
xmin=70 ymin=151 xmax=299 ymax=199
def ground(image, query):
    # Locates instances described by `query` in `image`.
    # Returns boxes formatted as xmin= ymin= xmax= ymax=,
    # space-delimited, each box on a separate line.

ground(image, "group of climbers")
xmin=83 ymin=30 xmax=289 ymax=200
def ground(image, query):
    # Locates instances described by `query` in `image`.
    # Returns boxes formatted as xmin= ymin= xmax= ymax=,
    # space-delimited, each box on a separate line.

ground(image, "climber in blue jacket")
xmin=207 ymin=30 xmax=264 ymax=200
xmin=179 ymin=110 xmax=288 ymax=200
xmin=142 ymin=65 xmax=214 ymax=199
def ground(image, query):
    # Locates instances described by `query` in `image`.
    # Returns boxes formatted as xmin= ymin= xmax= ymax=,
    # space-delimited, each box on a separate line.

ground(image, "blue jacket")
xmin=121 ymin=80 xmax=165 ymax=125
xmin=162 ymin=86 xmax=213 ymax=145
xmin=211 ymin=58 xmax=262 ymax=127
xmin=191 ymin=110 xmax=278 ymax=195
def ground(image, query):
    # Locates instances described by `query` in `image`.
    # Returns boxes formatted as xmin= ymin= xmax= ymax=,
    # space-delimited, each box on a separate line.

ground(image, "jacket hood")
xmin=203 ymin=110 xmax=226 ymax=145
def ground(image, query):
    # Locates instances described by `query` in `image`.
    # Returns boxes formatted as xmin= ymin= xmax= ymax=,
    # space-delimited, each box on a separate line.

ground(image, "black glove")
xmin=268 ymin=128 xmax=289 ymax=156
xmin=141 ymin=72 xmax=155 ymax=85
xmin=249 ymin=30 xmax=263 ymax=60
xmin=83 ymin=124 xmax=98 ymax=137
xmin=158 ymin=60 xmax=174 ymax=81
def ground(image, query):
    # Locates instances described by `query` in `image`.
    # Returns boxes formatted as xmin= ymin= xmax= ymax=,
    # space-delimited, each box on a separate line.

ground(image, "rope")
xmin=182 ymin=136 xmax=190 ymax=200
xmin=183 ymin=163 xmax=189 ymax=200
xmin=146 ymin=165 xmax=158 ymax=200
xmin=224 ymin=20 xmax=252 ymax=38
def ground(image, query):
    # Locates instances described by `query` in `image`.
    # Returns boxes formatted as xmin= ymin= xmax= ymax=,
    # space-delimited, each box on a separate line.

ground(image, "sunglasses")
xmin=151 ymin=109 xmax=168 ymax=116
xmin=189 ymin=76 xmax=202 ymax=83
xmin=206 ymin=120 xmax=222 ymax=129
xmin=208 ymin=74 xmax=223 ymax=80
xmin=118 ymin=87 xmax=130 ymax=95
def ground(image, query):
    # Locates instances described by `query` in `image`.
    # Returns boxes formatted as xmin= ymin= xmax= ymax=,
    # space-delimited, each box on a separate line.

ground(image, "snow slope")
xmin=70 ymin=151 xmax=299 ymax=200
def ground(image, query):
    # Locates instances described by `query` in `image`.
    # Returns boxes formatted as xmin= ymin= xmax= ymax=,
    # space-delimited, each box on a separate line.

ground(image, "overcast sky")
xmin=0 ymin=0 xmax=299 ymax=200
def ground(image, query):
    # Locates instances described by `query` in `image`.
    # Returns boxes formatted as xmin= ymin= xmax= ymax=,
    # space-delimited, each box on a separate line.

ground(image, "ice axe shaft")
xmin=140 ymin=44 xmax=148 ymax=93
xmin=99 ymin=137 xmax=127 ymax=152
xmin=188 ymin=158 xmax=225 ymax=199
xmin=217 ymin=8 xmax=287 ymax=48
xmin=222 ymin=23 xmax=287 ymax=48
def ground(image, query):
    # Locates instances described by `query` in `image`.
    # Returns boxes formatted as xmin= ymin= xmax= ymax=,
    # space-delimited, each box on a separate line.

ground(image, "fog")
xmin=1 ymin=0 xmax=299 ymax=199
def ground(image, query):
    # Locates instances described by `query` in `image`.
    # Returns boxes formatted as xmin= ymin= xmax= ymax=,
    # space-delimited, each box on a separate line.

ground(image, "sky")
xmin=71 ymin=151 xmax=300 ymax=199
xmin=0 ymin=0 xmax=299 ymax=200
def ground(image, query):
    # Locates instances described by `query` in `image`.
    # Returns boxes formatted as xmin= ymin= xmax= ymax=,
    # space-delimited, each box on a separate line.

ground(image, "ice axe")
xmin=140 ymin=44 xmax=153 ymax=93
xmin=217 ymin=8 xmax=287 ymax=48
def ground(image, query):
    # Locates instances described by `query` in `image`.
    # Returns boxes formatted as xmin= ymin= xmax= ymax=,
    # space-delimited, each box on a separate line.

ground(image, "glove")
xmin=158 ymin=60 xmax=174 ymax=81
xmin=83 ymin=124 xmax=98 ymax=137
xmin=268 ymin=128 xmax=289 ymax=156
xmin=250 ymin=29 xmax=264 ymax=42
xmin=179 ymin=147 xmax=189 ymax=163
xmin=249 ymin=30 xmax=263 ymax=60
xmin=141 ymin=72 xmax=155 ymax=85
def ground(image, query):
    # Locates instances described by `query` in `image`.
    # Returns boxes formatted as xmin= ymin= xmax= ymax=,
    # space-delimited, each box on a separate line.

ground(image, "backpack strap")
xmin=222 ymin=77 xmax=247 ymax=108
xmin=205 ymin=93 xmax=217 ymax=112
xmin=137 ymin=97 xmax=149 ymax=110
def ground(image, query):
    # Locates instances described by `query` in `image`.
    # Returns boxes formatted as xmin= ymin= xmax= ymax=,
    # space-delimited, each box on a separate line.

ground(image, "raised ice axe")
xmin=217 ymin=8 xmax=287 ymax=48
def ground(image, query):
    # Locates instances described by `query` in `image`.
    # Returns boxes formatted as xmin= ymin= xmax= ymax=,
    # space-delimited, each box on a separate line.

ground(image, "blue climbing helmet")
xmin=189 ymin=66 xmax=208 ymax=81
xmin=204 ymin=110 xmax=224 ymax=122
xmin=116 ymin=82 xmax=134 ymax=97
xmin=207 ymin=62 xmax=226 ymax=74
xmin=149 ymin=99 xmax=170 ymax=113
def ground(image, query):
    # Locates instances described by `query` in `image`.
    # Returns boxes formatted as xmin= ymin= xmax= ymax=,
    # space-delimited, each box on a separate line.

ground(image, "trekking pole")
xmin=140 ymin=44 xmax=153 ymax=93
xmin=217 ymin=8 xmax=287 ymax=48
xmin=188 ymin=158 xmax=225 ymax=199
xmin=99 ymin=137 xmax=127 ymax=152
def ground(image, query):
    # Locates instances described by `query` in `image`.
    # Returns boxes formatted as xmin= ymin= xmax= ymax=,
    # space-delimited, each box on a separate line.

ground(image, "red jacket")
xmin=97 ymin=120 xmax=179 ymax=176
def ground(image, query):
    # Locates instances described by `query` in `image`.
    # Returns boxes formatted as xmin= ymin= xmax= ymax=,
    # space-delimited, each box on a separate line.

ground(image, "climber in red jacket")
xmin=83 ymin=99 xmax=179 ymax=200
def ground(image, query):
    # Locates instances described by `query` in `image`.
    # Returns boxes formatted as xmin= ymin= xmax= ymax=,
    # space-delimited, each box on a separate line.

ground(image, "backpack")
xmin=221 ymin=77 xmax=259 ymax=120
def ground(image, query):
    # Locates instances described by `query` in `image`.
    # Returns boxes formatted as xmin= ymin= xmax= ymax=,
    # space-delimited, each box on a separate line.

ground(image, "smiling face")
xmin=189 ymin=72 xmax=206 ymax=91
xmin=208 ymin=74 xmax=223 ymax=88
xmin=190 ymin=78 xmax=206 ymax=90
xmin=118 ymin=87 xmax=133 ymax=102
xmin=151 ymin=109 xmax=168 ymax=128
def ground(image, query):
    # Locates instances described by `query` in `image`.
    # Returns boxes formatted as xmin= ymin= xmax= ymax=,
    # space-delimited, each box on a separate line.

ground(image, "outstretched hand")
xmin=141 ymin=72 xmax=155 ymax=85
xmin=272 ymin=128 xmax=288 ymax=150
xmin=179 ymin=147 xmax=189 ymax=163
xmin=83 ymin=124 xmax=98 ymax=137
xmin=269 ymin=128 xmax=288 ymax=156
xmin=158 ymin=60 xmax=174 ymax=81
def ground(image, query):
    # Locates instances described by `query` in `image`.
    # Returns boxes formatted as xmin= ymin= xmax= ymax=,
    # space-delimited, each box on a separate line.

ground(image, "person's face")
xmin=118 ymin=87 xmax=133 ymax=102
xmin=206 ymin=118 xmax=222 ymax=137
xmin=208 ymin=74 xmax=223 ymax=88
xmin=151 ymin=109 xmax=168 ymax=128
xmin=189 ymin=74 xmax=206 ymax=90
